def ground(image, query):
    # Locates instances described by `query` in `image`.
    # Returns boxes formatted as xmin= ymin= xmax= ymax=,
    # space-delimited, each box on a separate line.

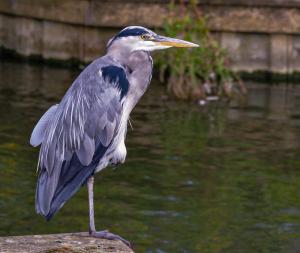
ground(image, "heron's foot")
xmin=90 ymin=230 xmax=131 ymax=248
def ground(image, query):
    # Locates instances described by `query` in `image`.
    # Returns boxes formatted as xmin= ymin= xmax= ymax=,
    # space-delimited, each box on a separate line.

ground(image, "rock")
xmin=0 ymin=233 xmax=134 ymax=253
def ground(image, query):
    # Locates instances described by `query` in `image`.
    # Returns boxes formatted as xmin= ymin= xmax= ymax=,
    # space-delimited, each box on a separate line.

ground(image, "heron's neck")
xmin=109 ymin=48 xmax=153 ymax=100
xmin=107 ymin=47 xmax=151 ymax=74
xmin=107 ymin=46 xmax=152 ymax=84
xmin=125 ymin=51 xmax=152 ymax=73
xmin=106 ymin=44 xmax=131 ymax=65
xmin=107 ymin=47 xmax=153 ymax=118
xmin=127 ymin=51 xmax=153 ymax=106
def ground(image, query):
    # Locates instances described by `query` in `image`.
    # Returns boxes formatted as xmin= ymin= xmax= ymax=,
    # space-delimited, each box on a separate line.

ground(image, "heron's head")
xmin=107 ymin=26 xmax=199 ymax=53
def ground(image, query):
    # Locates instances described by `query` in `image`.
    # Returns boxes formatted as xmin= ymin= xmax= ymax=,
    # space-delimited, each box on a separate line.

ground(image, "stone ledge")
xmin=1 ymin=0 xmax=300 ymax=34
xmin=0 ymin=233 xmax=134 ymax=253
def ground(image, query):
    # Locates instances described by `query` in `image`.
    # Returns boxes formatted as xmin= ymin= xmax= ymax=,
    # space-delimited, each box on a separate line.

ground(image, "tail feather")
xmin=36 ymin=144 xmax=107 ymax=220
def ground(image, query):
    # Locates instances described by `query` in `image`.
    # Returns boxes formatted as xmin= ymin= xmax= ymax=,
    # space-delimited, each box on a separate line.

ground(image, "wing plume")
xmin=30 ymin=105 xmax=58 ymax=147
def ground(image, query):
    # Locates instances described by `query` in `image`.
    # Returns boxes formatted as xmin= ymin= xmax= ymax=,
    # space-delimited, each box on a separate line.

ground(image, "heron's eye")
xmin=141 ymin=34 xmax=151 ymax=40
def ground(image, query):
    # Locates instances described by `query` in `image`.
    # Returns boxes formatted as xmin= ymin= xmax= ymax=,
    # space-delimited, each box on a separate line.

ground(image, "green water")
xmin=1 ymin=61 xmax=300 ymax=253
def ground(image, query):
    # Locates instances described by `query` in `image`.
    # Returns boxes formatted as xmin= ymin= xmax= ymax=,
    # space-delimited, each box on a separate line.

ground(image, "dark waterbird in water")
xmin=30 ymin=26 xmax=198 ymax=247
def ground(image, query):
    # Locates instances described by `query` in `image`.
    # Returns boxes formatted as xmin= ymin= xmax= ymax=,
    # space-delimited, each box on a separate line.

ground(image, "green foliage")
xmin=157 ymin=1 xmax=245 ymax=100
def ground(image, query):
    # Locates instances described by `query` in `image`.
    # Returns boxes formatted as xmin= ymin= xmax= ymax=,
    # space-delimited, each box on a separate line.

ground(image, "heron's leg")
xmin=87 ymin=176 xmax=131 ymax=248
xmin=87 ymin=176 xmax=96 ymax=234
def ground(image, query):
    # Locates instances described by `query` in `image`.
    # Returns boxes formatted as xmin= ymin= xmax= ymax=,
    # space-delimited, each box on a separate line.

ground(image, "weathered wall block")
xmin=220 ymin=32 xmax=270 ymax=72
xmin=270 ymin=34 xmax=289 ymax=74
xmin=204 ymin=6 xmax=300 ymax=34
xmin=80 ymin=27 xmax=115 ymax=62
xmin=42 ymin=21 xmax=80 ymax=60
xmin=16 ymin=17 xmax=43 ymax=56
xmin=289 ymin=36 xmax=300 ymax=72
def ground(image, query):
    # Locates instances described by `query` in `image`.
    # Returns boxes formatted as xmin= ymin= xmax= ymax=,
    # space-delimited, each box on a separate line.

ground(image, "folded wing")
xmin=31 ymin=60 xmax=129 ymax=218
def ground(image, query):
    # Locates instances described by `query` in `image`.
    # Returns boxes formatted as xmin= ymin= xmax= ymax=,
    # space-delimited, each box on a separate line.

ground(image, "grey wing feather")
xmin=76 ymin=134 xmax=95 ymax=166
xmin=34 ymin=57 xmax=128 ymax=217
xmin=39 ymin=58 xmax=124 ymax=174
xmin=30 ymin=105 xmax=59 ymax=147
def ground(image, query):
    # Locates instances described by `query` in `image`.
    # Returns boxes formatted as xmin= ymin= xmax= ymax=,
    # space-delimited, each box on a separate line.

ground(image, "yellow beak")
xmin=153 ymin=35 xmax=199 ymax=48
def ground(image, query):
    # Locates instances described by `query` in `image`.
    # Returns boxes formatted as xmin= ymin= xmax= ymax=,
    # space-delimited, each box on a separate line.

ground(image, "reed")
xmin=156 ymin=0 xmax=246 ymax=101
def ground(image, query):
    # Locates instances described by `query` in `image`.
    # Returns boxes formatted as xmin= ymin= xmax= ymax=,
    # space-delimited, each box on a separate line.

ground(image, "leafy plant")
xmin=156 ymin=0 xmax=246 ymax=101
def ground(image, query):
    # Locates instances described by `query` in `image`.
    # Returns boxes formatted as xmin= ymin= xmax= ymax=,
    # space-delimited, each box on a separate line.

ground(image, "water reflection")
xmin=0 ymin=61 xmax=300 ymax=253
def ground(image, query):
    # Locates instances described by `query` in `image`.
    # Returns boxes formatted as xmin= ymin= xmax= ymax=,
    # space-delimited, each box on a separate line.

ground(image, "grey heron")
xmin=30 ymin=26 xmax=198 ymax=247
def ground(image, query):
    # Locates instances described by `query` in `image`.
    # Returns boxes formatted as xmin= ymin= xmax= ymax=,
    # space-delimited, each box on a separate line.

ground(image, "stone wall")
xmin=0 ymin=0 xmax=300 ymax=74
